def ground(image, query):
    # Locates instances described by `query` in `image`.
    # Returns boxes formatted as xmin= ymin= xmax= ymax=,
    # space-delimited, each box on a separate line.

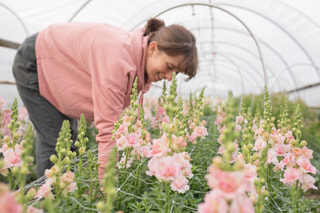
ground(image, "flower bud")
xmin=296 ymin=130 xmax=302 ymax=138
xmin=250 ymin=194 xmax=258 ymax=203
xmin=11 ymin=166 xmax=19 ymax=175
xmin=79 ymin=147 xmax=86 ymax=155
xmin=233 ymin=158 xmax=245 ymax=170
xmin=60 ymin=148 xmax=67 ymax=155
xmin=289 ymin=139 xmax=296 ymax=145
xmin=226 ymin=143 xmax=235 ymax=153
xmin=13 ymin=132 xmax=21 ymax=140
xmin=96 ymin=201 xmax=105 ymax=210
xmin=300 ymin=140 xmax=307 ymax=146
xmin=51 ymin=165 xmax=60 ymax=174
xmin=2 ymin=135 xmax=11 ymax=144
xmin=50 ymin=155 xmax=58 ymax=164
xmin=20 ymin=166 xmax=29 ymax=175
xmin=252 ymin=159 xmax=260 ymax=166
xmin=212 ymin=156 xmax=223 ymax=168
xmin=72 ymin=152 xmax=77 ymax=158
xmin=26 ymin=188 xmax=37 ymax=201
xmin=63 ymin=157 xmax=71 ymax=165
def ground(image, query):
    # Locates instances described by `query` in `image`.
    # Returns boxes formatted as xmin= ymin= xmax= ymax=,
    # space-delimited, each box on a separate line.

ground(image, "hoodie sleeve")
xmin=87 ymin=27 xmax=136 ymax=180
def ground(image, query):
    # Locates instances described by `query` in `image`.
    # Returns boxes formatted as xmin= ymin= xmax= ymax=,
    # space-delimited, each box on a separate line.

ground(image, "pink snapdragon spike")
xmin=152 ymin=106 xmax=170 ymax=128
xmin=300 ymin=174 xmax=318 ymax=192
xmin=0 ymin=191 xmax=23 ymax=213
xmin=187 ymin=125 xmax=208 ymax=144
xmin=146 ymin=152 xmax=193 ymax=193
xmin=206 ymin=167 xmax=247 ymax=199
xmin=117 ymin=155 xmax=134 ymax=169
xmin=17 ymin=106 xmax=29 ymax=131
xmin=0 ymin=142 xmax=9 ymax=153
xmin=170 ymin=176 xmax=189 ymax=193
xmin=171 ymin=134 xmax=187 ymax=152
xmin=26 ymin=206 xmax=44 ymax=213
xmin=296 ymin=156 xmax=316 ymax=174
xmin=61 ymin=171 xmax=75 ymax=184
xmin=126 ymin=132 xmax=140 ymax=146
xmin=281 ymin=167 xmax=303 ymax=185
xmin=273 ymin=143 xmax=290 ymax=156
xmin=214 ymin=116 xmax=223 ymax=126
xmin=260 ymin=126 xmax=318 ymax=192
xmin=198 ymin=164 xmax=255 ymax=213
xmin=133 ymin=143 xmax=152 ymax=159
xmin=114 ymin=114 xmax=153 ymax=165
xmin=116 ymin=122 xmax=128 ymax=138
xmin=197 ymin=190 xmax=229 ymax=213
xmin=0 ymin=96 xmax=5 ymax=109
xmin=267 ymin=148 xmax=278 ymax=164
xmin=252 ymin=137 xmax=267 ymax=152
xmin=1 ymin=144 xmax=23 ymax=170
xmin=282 ymin=152 xmax=296 ymax=167
xmin=37 ymin=169 xmax=77 ymax=197
xmin=217 ymin=141 xmax=239 ymax=163
xmin=301 ymin=146 xmax=313 ymax=158
xmin=35 ymin=180 xmax=52 ymax=199
xmin=62 ymin=182 xmax=77 ymax=195
xmin=229 ymin=193 xmax=255 ymax=213
xmin=235 ymin=115 xmax=244 ymax=124
xmin=1 ymin=109 xmax=12 ymax=136
xmin=150 ymin=135 xmax=171 ymax=157
xmin=244 ymin=164 xmax=258 ymax=180
xmin=60 ymin=171 xmax=77 ymax=195
xmin=116 ymin=135 xmax=128 ymax=151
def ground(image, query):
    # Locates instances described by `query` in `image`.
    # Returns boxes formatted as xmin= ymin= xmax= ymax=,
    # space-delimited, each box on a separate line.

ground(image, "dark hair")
xmin=144 ymin=18 xmax=198 ymax=80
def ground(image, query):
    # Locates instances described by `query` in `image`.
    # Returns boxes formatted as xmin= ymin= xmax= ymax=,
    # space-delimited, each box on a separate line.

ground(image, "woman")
xmin=12 ymin=18 xmax=198 ymax=180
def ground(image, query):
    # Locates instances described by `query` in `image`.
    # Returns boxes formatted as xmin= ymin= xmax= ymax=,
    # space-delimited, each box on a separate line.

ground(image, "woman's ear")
xmin=148 ymin=41 xmax=158 ymax=54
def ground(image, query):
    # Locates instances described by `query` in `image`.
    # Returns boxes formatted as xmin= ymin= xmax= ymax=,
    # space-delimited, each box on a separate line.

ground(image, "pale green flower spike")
xmin=75 ymin=114 xmax=89 ymax=177
xmin=263 ymin=86 xmax=273 ymax=132
xmin=293 ymin=105 xmax=303 ymax=145
xmin=8 ymin=98 xmax=21 ymax=150
xmin=97 ymin=146 xmax=118 ymax=213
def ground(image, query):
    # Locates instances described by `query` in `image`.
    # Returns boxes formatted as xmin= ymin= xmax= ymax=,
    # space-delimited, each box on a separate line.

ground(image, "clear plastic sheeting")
xmin=0 ymin=0 xmax=319 ymax=107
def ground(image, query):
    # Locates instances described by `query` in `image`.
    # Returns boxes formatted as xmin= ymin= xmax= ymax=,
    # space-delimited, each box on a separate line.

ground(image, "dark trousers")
xmin=12 ymin=33 xmax=78 ymax=178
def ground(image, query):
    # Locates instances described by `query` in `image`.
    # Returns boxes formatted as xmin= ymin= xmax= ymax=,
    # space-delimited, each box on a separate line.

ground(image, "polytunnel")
xmin=1 ymin=0 xmax=320 ymax=107
xmin=1 ymin=1 xmax=320 ymax=212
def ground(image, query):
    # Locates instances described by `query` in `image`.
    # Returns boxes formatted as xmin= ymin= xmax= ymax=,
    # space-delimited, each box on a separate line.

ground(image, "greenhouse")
xmin=0 ymin=0 xmax=319 ymax=212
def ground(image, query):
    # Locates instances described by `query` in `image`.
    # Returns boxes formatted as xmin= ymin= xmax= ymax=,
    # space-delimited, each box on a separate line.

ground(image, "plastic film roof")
xmin=0 ymin=0 xmax=320 ymax=107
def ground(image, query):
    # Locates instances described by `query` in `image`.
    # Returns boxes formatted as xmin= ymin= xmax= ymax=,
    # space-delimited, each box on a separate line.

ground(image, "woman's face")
xmin=145 ymin=41 xmax=184 ymax=82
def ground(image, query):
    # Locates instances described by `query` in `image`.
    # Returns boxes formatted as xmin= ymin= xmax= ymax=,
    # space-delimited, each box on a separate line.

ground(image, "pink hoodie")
xmin=35 ymin=22 xmax=151 ymax=176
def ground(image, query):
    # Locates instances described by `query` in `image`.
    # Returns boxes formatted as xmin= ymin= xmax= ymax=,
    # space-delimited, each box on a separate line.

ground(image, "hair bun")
xmin=144 ymin=18 xmax=165 ymax=36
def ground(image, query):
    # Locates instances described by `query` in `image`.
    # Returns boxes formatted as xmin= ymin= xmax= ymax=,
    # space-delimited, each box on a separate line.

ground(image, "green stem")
xmin=88 ymin=159 xmax=93 ymax=201
xmin=9 ymin=171 xmax=13 ymax=189
xmin=256 ymin=182 xmax=262 ymax=213
xmin=291 ymin=183 xmax=298 ymax=213
xmin=134 ymin=163 xmax=140 ymax=193
xmin=124 ymin=150 xmax=129 ymax=169
xmin=165 ymin=182 xmax=170 ymax=213
xmin=76 ymin=156 xmax=83 ymax=199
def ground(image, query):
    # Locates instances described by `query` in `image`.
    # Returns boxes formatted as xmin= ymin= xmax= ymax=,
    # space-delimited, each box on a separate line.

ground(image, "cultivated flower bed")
xmin=0 ymin=74 xmax=319 ymax=212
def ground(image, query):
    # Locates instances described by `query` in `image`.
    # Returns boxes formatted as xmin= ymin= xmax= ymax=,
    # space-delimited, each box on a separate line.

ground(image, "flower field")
xmin=0 ymin=74 xmax=319 ymax=213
